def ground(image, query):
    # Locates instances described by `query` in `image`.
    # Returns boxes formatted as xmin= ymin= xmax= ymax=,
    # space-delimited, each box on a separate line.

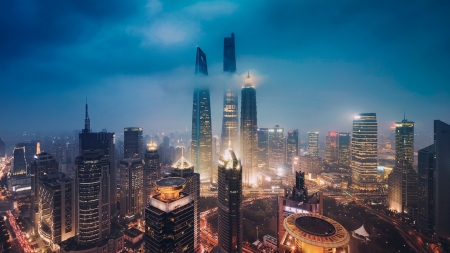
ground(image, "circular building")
xmin=282 ymin=213 xmax=350 ymax=253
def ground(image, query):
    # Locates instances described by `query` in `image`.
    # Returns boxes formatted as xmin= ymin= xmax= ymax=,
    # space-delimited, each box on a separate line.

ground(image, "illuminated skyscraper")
xmin=325 ymin=132 xmax=338 ymax=163
xmin=220 ymin=33 xmax=239 ymax=155
xmin=144 ymin=142 xmax=160 ymax=204
xmin=257 ymin=128 xmax=269 ymax=170
xmin=124 ymin=127 xmax=143 ymax=158
xmin=307 ymin=132 xmax=319 ymax=157
xmin=268 ymin=125 xmax=285 ymax=170
xmin=119 ymin=158 xmax=144 ymax=218
xmin=338 ymin=133 xmax=351 ymax=166
xmin=286 ymin=130 xmax=299 ymax=166
xmin=191 ymin=47 xmax=212 ymax=182
xmin=240 ymin=73 xmax=258 ymax=186
xmin=417 ymin=144 xmax=435 ymax=236
xmin=217 ymin=148 xmax=242 ymax=253
xmin=351 ymin=113 xmax=378 ymax=190
xmin=388 ymin=119 xmax=417 ymax=215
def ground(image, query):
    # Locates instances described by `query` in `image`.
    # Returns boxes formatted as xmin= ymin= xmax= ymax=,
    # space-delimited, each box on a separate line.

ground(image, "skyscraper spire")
xmin=247 ymin=70 xmax=250 ymax=79
xmin=83 ymin=98 xmax=90 ymax=133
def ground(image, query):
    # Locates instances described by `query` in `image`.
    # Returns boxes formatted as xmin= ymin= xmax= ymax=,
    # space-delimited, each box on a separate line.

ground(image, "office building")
xmin=124 ymin=127 xmax=143 ymax=158
xmin=217 ymin=148 xmax=243 ymax=253
xmin=257 ymin=128 xmax=269 ymax=171
xmin=307 ymin=132 xmax=319 ymax=157
xmin=268 ymin=125 xmax=285 ymax=171
xmin=119 ymin=158 xmax=144 ymax=218
xmin=0 ymin=138 xmax=5 ymax=158
xmin=240 ymin=73 xmax=258 ymax=186
xmin=325 ymin=132 xmax=338 ymax=163
xmin=144 ymin=142 xmax=160 ymax=205
xmin=338 ymin=133 xmax=351 ymax=166
xmin=78 ymin=102 xmax=117 ymax=215
xmin=434 ymin=120 xmax=450 ymax=239
xmin=351 ymin=113 xmax=378 ymax=190
xmin=16 ymin=141 xmax=39 ymax=168
xmin=144 ymin=177 xmax=195 ymax=253
xmin=417 ymin=144 xmax=435 ymax=236
xmin=286 ymin=130 xmax=299 ymax=167
xmin=13 ymin=146 xmax=27 ymax=175
xmin=299 ymin=156 xmax=322 ymax=174
xmin=191 ymin=47 xmax=213 ymax=182
xmin=388 ymin=119 xmax=417 ymax=215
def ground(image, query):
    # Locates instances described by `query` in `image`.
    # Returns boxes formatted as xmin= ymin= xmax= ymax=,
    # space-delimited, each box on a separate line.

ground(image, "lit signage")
xmin=284 ymin=206 xmax=309 ymax=214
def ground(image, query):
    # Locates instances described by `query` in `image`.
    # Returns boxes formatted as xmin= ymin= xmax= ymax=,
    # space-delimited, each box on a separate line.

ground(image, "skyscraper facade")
xmin=240 ymin=75 xmax=258 ymax=186
xmin=307 ymin=132 xmax=319 ymax=157
xmin=119 ymin=158 xmax=144 ymax=218
xmin=268 ymin=125 xmax=285 ymax=170
xmin=351 ymin=113 xmax=378 ymax=190
xmin=434 ymin=120 xmax=450 ymax=239
xmin=191 ymin=47 xmax=212 ymax=182
xmin=124 ymin=127 xmax=143 ymax=158
xmin=144 ymin=142 xmax=160 ymax=205
xmin=338 ymin=133 xmax=351 ymax=166
xmin=325 ymin=132 xmax=338 ymax=163
xmin=223 ymin=33 xmax=236 ymax=72
xmin=286 ymin=130 xmax=299 ymax=167
xmin=257 ymin=128 xmax=269 ymax=171
xmin=388 ymin=119 xmax=417 ymax=215
xmin=13 ymin=146 xmax=27 ymax=175
xmin=417 ymin=144 xmax=435 ymax=236
xmin=217 ymin=149 xmax=243 ymax=253
xmin=0 ymin=138 xmax=5 ymax=158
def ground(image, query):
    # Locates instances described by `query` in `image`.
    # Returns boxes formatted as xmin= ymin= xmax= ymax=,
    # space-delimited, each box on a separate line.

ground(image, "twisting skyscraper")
xmin=217 ymin=148 xmax=243 ymax=253
xmin=191 ymin=47 xmax=212 ymax=182
xmin=240 ymin=73 xmax=258 ymax=186
xmin=221 ymin=33 xmax=239 ymax=155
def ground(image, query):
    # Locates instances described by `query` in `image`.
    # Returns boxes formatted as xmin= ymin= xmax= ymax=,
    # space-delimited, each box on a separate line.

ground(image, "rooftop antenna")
xmin=247 ymin=70 xmax=250 ymax=79
xmin=84 ymin=97 xmax=90 ymax=133
xmin=403 ymin=109 xmax=406 ymax=121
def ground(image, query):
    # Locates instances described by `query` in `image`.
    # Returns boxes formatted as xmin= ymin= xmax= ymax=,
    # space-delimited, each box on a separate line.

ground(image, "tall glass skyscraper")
xmin=351 ymin=113 xmax=378 ymax=190
xmin=268 ymin=125 xmax=285 ymax=170
xmin=13 ymin=146 xmax=27 ymax=175
xmin=417 ymin=144 xmax=435 ymax=236
xmin=124 ymin=127 xmax=143 ymax=158
xmin=217 ymin=148 xmax=242 ymax=253
xmin=144 ymin=142 xmax=160 ymax=205
xmin=338 ymin=133 xmax=351 ymax=166
xmin=325 ymin=132 xmax=338 ymax=163
xmin=286 ymin=129 xmax=299 ymax=166
xmin=257 ymin=128 xmax=269 ymax=171
xmin=307 ymin=132 xmax=319 ymax=157
xmin=191 ymin=47 xmax=212 ymax=183
xmin=119 ymin=158 xmax=144 ymax=218
xmin=221 ymin=33 xmax=239 ymax=155
xmin=0 ymin=138 xmax=5 ymax=158
xmin=240 ymin=74 xmax=258 ymax=186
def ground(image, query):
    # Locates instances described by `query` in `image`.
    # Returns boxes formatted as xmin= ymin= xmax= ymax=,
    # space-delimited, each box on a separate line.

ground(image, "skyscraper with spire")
xmin=191 ymin=47 xmax=213 ymax=182
xmin=240 ymin=72 xmax=258 ymax=186
xmin=220 ymin=33 xmax=239 ymax=156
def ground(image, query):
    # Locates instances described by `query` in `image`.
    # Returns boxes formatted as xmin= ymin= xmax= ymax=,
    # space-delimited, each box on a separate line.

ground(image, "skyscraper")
xmin=191 ymin=47 xmax=212 ymax=182
xmin=0 ymin=138 xmax=5 ymax=158
xmin=388 ymin=119 xmax=417 ymax=215
xmin=417 ymin=144 xmax=435 ymax=236
xmin=144 ymin=178 xmax=194 ymax=253
xmin=325 ymin=132 xmax=338 ymax=163
xmin=144 ymin=142 xmax=160 ymax=205
xmin=13 ymin=146 xmax=27 ymax=175
xmin=119 ymin=158 xmax=144 ymax=218
xmin=257 ymin=128 xmax=269 ymax=171
xmin=220 ymin=33 xmax=239 ymax=155
xmin=240 ymin=73 xmax=258 ymax=186
xmin=434 ymin=120 xmax=450 ymax=239
xmin=307 ymin=132 xmax=319 ymax=157
xmin=124 ymin=127 xmax=143 ymax=158
xmin=286 ymin=130 xmax=299 ymax=166
xmin=268 ymin=125 xmax=285 ymax=170
xmin=217 ymin=148 xmax=242 ymax=253
xmin=79 ymin=102 xmax=117 ymax=215
xmin=338 ymin=133 xmax=351 ymax=166
xmin=351 ymin=113 xmax=378 ymax=190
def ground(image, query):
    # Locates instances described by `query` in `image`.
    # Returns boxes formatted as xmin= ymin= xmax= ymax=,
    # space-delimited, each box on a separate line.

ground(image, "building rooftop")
xmin=124 ymin=227 xmax=143 ymax=238
xmin=156 ymin=177 xmax=186 ymax=187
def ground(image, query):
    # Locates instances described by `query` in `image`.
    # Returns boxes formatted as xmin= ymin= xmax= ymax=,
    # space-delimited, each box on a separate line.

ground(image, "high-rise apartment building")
xmin=144 ymin=178 xmax=195 ymax=253
xmin=351 ymin=113 xmax=378 ymax=190
xmin=13 ymin=146 xmax=27 ymax=175
xmin=124 ymin=127 xmax=143 ymax=158
xmin=268 ymin=125 xmax=285 ymax=170
xmin=144 ymin=142 xmax=160 ymax=205
xmin=217 ymin=149 xmax=243 ymax=253
xmin=417 ymin=144 xmax=435 ymax=236
xmin=119 ymin=158 xmax=144 ymax=218
xmin=388 ymin=119 xmax=417 ymax=215
xmin=307 ymin=132 xmax=319 ymax=157
xmin=240 ymin=74 xmax=258 ymax=186
xmin=286 ymin=130 xmax=299 ymax=167
xmin=191 ymin=47 xmax=212 ymax=183
xmin=434 ymin=120 xmax=450 ymax=239
xmin=338 ymin=133 xmax=351 ymax=166
xmin=257 ymin=128 xmax=269 ymax=171
xmin=325 ymin=132 xmax=338 ymax=163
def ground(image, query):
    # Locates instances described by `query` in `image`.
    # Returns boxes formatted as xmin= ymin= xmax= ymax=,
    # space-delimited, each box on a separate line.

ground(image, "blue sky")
xmin=1 ymin=0 xmax=449 ymax=144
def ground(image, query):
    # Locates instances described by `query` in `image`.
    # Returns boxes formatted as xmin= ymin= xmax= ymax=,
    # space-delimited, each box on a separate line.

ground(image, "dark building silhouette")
xmin=78 ymin=102 xmax=117 ymax=215
xmin=240 ymin=73 xmax=258 ymax=186
xmin=257 ymin=128 xmax=269 ymax=171
xmin=286 ymin=129 xmax=299 ymax=166
xmin=144 ymin=142 xmax=160 ymax=205
xmin=119 ymin=158 xmax=144 ymax=218
xmin=191 ymin=47 xmax=212 ymax=182
xmin=223 ymin=33 xmax=236 ymax=72
xmin=124 ymin=127 xmax=143 ymax=158
xmin=0 ymin=138 xmax=5 ymax=158
xmin=13 ymin=146 xmax=27 ymax=175
xmin=338 ymin=133 xmax=351 ymax=166
xmin=217 ymin=149 xmax=242 ymax=253
xmin=417 ymin=144 xmax=435 ymax=236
